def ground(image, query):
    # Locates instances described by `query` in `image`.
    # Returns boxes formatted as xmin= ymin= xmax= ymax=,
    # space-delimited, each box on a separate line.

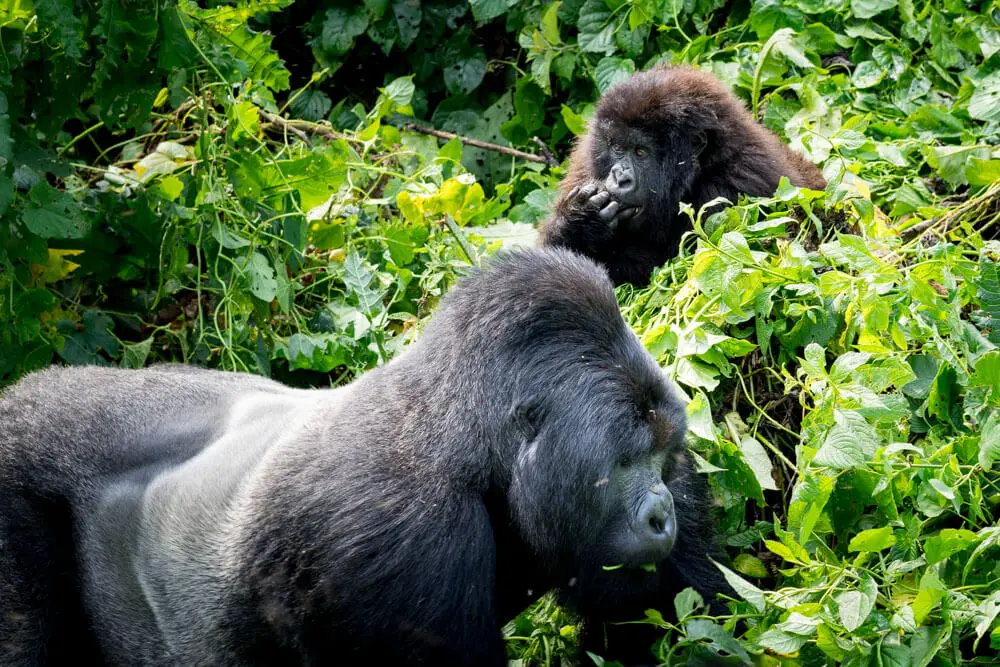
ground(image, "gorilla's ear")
xmin=692 ymin=130 xmax=709 ymax=158
xmin=512 ymin=399 xmax=545 ymax=441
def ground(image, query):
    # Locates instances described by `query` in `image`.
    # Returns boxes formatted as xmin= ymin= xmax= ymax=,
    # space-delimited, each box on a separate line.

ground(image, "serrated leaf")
xmin=577 ymin=0 xmax=615 ymax=55
xmin=35 ymin=0 xmax=86 ymax=59
xmin=594 ymin=56 xmax=635 ymax=93
xmin=320 ymin=6 xmax=369 ymax=56
xmin=812 ymin=409 xmax=879 ymax=469
xmin=290 ymin=89 xmax=332 ymax=122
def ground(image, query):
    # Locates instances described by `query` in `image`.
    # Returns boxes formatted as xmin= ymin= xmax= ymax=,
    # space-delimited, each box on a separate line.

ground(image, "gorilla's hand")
xmin=565 ymin=181 xmax=640 ymax=234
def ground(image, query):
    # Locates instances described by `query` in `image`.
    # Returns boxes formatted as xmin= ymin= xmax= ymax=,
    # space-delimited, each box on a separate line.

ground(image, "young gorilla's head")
xmin=422 ymin=248 xmax=690 ymax=608
xmin=586 ymin=66 xmax=745 ymax=231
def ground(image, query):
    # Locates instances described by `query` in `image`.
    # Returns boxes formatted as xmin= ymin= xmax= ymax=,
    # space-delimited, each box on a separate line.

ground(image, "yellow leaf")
xmin=396 ymin=191 xmax=423 ymax=224
xmin=153 ymin=87 xmax=169 ymax=108
xmin=31 ymin=249 xmax=83 ymax=285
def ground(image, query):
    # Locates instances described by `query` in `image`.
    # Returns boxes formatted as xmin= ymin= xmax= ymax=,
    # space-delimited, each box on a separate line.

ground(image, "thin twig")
xmin=259 ymin=110 xmax=313 ymax=147
xmin=898 ymin=181 xmax=1000 ymax=242
xmin=532 ymin=136 xmax=559 ymax=167
xmin=403 ymin=122 xmax=554 ymax=166
xmin=258 ymin=110 xmax=349 ymax=145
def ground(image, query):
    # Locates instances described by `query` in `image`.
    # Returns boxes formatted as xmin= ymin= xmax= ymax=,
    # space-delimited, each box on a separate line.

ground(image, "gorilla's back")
xmin=0 ymin=364 xmax=343 ymax=663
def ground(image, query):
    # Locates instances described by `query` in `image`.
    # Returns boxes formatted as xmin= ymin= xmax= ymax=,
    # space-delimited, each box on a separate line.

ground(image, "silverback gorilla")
xmin=0 ymin=248 xmax=730 ymax=666
xmin=539 ymin=65 xmax=828 ymax=286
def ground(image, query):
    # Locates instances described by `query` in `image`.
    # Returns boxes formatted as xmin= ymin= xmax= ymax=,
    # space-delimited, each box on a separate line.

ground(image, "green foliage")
xmin=3 ymin=0 xmax=1000 ymax=664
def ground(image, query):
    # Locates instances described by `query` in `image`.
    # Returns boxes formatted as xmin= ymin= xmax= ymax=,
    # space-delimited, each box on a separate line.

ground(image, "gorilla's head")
xmin=583 ymin=65 xmax=751 ymax=240
xmin=418 ymin=248 xmax=690 ymax=609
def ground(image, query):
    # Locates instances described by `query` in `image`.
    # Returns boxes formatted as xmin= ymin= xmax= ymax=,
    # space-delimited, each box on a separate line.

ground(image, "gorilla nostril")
xmin=648 ymin=515 xmax=666 ymax=534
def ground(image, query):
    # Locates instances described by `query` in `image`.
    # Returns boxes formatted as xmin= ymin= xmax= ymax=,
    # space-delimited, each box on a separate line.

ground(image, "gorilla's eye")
xmin=634 ymin=147 xmax=647 ymax=158
xmin=617 ymin=454 xmax=634 ymax=468
xmin=612 ymin=143 xmax=625 ymax=153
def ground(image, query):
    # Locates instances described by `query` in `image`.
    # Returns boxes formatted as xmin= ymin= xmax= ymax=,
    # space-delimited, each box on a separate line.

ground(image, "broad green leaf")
xmin=924 ymin=528 xmax=979 ymax=565
xmin=673 ymin=587 xmax=704 ymax=621
xmin=777 ymin=612 xmax=821 ymax=636
xmin=712 ymin=561 xmax=766 ymax=612
xmin=738 ymin=435 xmax=778 ymax=491
xmin=913 ymin=569 xmax=946 ymax=625
xmin=683 ymin=619 xmax=751 ymax=663
xmin=926 ymin=145 xmax=991 ymax=187
xmin=967 ymin=158 xmax=1000 ymax=188
xmin=247 ymin=252 xmax=278 ymax=303
xmin=977 ymin=411 xmax=1000 ymax=472
xmin=121 ymin=337 xmax=154 ymax=369
xmin=289 ymin=89 xmax=332 ymax=122
xmin=444 ymin=48 xmax=487 ymax=95
xmin=384 ymin=76 xmax=415 ymax=107
xmin=758 ymin=627 xmax=808 ymax=654
xmin=513 ymin=79 xmax=546 ymax=134
xmin=970 ymin=73 xmax=1000 ymax=122
xmin=732 ymin=553 xmax=770 ymax=578
xmin=851 ymin=0 xmax=896 ymax=19
xmin=848 ymin=526 xmax=896 ymax=552
xmin=469 ymin=0 xmax=506 ymax=22
xmin=20 ymin=183 xmax=90 ymax=239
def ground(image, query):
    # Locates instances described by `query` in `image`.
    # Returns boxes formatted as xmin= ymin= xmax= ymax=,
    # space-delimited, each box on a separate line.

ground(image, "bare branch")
xmin=403 ymin=123 xmax=555 ymax=166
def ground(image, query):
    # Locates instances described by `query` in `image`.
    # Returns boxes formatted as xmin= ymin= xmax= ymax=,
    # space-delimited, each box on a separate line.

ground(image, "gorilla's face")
xmin=507 ymin=336 xmax=688 ymax=583
xmin=593 ymin=121 xmax=709 ymax=233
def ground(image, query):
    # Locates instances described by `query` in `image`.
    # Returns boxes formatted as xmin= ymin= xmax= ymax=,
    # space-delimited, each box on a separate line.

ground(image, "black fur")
xmin=0 ymin=248 xmax=729 ymax=666
xmin=539 ymin=66 xmax=827 ymax=286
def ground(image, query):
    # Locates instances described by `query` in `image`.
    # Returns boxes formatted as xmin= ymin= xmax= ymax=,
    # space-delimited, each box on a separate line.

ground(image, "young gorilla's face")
xmin=593 ymin=120 xmax=709 ymax=229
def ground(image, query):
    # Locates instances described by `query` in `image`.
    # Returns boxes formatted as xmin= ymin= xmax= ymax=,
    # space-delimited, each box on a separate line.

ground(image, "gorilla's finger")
xmin=567 ymin=186 xmax=580 ymax=201
xmin=618 ymin=206 xmax=639 ymax=220
xmin=589 ymin=191 xmax=611 ymax=209
xmin=598 ymin=200 xmax=620 ymax=223
xmin=579 ymin=183 xmax=599 ymax=199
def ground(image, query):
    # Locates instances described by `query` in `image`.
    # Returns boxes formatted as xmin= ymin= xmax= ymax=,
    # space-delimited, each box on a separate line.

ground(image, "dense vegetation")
xmin=3 ymin=0 xmax=1000 ymax=664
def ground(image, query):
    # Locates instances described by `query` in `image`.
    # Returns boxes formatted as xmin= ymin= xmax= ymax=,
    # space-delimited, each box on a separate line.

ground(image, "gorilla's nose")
xmin=605 ymin=165 xmax=635 ymax=196
xmin=638 ymin=483 xmax=676 ymax=556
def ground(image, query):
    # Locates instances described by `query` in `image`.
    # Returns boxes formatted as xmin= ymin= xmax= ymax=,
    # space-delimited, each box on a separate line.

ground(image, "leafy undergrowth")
xmin=4 ymin=0 xmax=1000 ymax=665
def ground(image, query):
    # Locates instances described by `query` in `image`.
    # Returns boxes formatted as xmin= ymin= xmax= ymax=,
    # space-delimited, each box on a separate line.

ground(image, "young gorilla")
xmin=539 ymin=65 xmax=827 ymax=286
xmin=0 ymin=248 xmax=730 ymax=667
